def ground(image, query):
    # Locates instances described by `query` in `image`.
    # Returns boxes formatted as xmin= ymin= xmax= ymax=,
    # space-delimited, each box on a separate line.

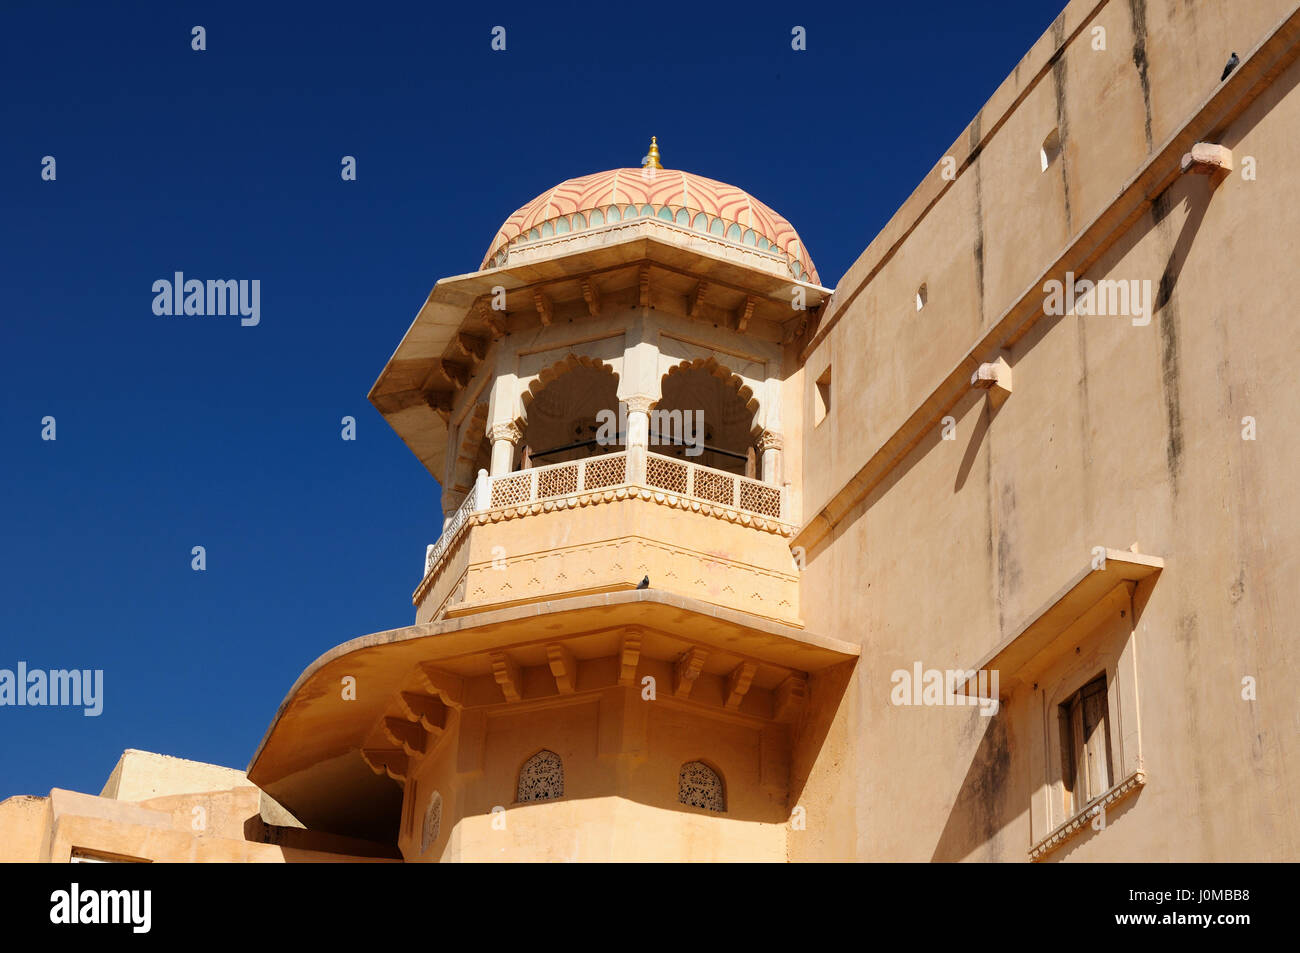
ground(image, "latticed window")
xmin=421 ymin=791 xmax=442 ymax=854
xmin=678 ymin=761 xmax=725 ymax=812
xmin=517 ymin=749 xmax=565 ymax=802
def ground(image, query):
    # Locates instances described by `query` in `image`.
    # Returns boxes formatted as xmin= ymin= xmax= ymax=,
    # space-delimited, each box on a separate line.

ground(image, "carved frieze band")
xmin=1028 ymin=770 xmax=1147 ymax=861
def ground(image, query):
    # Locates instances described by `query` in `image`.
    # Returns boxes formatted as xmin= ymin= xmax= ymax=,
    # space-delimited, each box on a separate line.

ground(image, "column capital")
xmin=489 ymin=421 xmax=523 ymax=444
xmin=756 ymin=430 xmax=785 ymax=452
xmin=623 ymin=395 xmax=655 ymax=415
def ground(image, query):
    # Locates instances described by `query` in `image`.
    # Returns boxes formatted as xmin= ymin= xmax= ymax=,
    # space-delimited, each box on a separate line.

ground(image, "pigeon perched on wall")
xmin=1221 ymin=52 xmax=1240 ymax=81
xmin=636 ymin=575 xmax=650 ymax=590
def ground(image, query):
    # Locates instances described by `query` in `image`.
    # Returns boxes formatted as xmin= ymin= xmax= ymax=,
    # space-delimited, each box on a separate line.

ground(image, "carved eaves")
xmin=453 ymin=332 xmax=487 ymax=367
xmin=361 ymin=747 xmax=409 ymax=782
xmin=475 ymin=299 xmax=507 ymax=340
xmin=398 ymin=691 xmax=448 ymax=734
xmin=383 ymin=717 xmax=427 ymax=758
xmin=418 ymin=665 xmax=464 ymax=709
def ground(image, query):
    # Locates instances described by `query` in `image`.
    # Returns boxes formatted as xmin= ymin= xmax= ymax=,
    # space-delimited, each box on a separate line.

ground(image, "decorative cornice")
xmin=1029 ymin=770 xmax=1147 ymax=861
xmin=480 ymin=485 xmax=794 ymax=536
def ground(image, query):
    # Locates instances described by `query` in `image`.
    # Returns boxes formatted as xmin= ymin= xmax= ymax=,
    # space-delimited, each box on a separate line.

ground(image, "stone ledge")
xmin=1029 ymin=769 xmax=1146 ymax=861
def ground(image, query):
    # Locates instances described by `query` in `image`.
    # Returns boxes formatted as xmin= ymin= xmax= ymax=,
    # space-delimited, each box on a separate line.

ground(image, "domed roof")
xmin=481 ymin=147 xmax=818 ymax=283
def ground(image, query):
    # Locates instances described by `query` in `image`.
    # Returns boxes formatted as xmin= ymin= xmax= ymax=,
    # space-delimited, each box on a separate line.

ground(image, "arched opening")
xmin=517 ymin=749 xmax=565 ymax=803
xmin=655 ymin=361 xmax=759 ymax=476
xmin=520 ymin=362 xmax=621 ymax=468
xmin=678 ymin=761 xmax=725 ymax=813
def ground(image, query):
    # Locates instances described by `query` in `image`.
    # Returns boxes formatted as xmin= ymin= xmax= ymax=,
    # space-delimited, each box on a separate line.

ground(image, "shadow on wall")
xmin=787 ymin=659 xmax=857 ymax=816
xmin=930 ymin=707 xmax=1016 ymax=862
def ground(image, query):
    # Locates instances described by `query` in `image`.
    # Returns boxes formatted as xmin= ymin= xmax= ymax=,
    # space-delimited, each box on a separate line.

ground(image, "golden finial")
xmin=643 ymin=136 xmax=663 ymax=170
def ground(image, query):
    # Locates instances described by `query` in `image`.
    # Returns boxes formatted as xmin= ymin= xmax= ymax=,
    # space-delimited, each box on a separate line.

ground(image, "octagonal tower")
xmin=248 ymin=142 xmax=858 ymax=861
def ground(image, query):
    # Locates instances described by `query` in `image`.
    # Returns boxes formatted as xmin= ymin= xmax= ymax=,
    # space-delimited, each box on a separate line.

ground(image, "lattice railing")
xmin=425 ymin=488 xmax=478 ymax=576
xmin=644 ymin=452 xmax=783 ymax=519
xmin=421 ymin=450 xmax=785 ymax=585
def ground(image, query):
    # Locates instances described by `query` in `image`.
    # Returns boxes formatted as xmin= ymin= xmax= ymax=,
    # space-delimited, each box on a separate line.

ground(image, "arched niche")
xmin=516 ymin=356 xmax=621 ymax=467
xmin=655 ymin=357 xmax=761 ymax=475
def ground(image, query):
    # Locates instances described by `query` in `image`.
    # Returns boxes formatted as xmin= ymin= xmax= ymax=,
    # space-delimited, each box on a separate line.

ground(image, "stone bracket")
xmin=383 ymin=717 xmax=427 ymax=758
xmin=418 ymin=664 xmax=465 ymax=710
xmin=491 ymin=651 xmax=522 ymax=703
xmin=619 ymin=628 xmax=643 ymax=686
xmin=533 ymin=289 xmax=553 ymax=326
xmin=725 ymin=661 xmax=758 ymax=710
xmin=1180 ymin=142 xmax=1233 ymax=177
xmin=674 ymin=647 xmax=709 ymax=698
xmin=361 ymin=747 xmax=409 ymax=782
xmin=774 ymin=673 xmax=808 ymax=723
xmin=547 ymin=643 xmax=578 ymax=694
xmin=581 ymin=278 xmax=601 ymax=317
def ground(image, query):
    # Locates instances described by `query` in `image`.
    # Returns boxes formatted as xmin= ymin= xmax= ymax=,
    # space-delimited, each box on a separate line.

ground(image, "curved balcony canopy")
xmin=246 ymin=589 xmax=858 ymax=842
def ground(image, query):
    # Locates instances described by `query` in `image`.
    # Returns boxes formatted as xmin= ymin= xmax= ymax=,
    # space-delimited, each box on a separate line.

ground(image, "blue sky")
xmin=0 ymin=0 xmax=1063 ymax=800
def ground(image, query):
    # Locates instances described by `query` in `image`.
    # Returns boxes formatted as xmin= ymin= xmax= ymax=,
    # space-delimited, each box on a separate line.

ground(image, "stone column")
xmin=489 ymin=422 xmax=523 ymax=476
xmin=623 ymin=395 xmax=654 ymax=451
xmin=623 ymin=395 xmax=653 ymax=485
xmin=757 ymin=430 xmax=784 ymax=485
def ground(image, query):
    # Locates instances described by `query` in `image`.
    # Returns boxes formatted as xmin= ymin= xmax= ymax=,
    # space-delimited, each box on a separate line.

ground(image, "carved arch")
xmin=661 ymin=356 xmax=761 ymax=432
xmin=515 ymin=352 xmax=620 ymax=431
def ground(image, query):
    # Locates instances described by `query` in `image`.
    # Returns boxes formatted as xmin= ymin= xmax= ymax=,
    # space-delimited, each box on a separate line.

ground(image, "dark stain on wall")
xmin=931 ymin=710 xmax=1013 ymax=861
xmin=1051 ymin=15 xmax=1074 ymax=233
xmin=996 ymin=483 xmax=1022 ymax=634
xmin=1129 ymin=0 xmax=1155 ymax=150
xmin=1076 ymin=318 xmax=1093 ymax=509
xmin=1152 ymin=190 xmax=1185 ymax=491
xmin=1176 ymin=611 xmax=1213 ymax=848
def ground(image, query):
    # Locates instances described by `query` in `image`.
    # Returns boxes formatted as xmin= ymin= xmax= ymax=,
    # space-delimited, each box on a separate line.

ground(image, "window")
xmin=916 ymin=283 xmax=928 ymax=312
xmin=517 ymin=749 xmax=564 ymax=802
xmin=1041 ymin=128 xmax=1062 ymax=172
xmin=1059 ymin=674 xmax=1113 ymax=816
xmin=678 ymin=761 xmax=725 ymax=812
xmin=814 ymin=366 xmax=832 ymax=426
xmin=421 ymin=791 xmax=443 ymax=853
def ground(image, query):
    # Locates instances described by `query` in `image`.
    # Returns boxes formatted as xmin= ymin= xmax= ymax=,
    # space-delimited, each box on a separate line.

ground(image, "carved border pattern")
xmin=479 ymin=485 xmax=794 ymax=536
xmin=1028 ymin=770 xmax=1146 ymax=861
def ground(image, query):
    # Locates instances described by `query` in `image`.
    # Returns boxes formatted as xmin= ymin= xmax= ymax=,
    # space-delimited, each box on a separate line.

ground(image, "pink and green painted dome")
xmin=482 ymin=152 xmax=818 ymax=284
